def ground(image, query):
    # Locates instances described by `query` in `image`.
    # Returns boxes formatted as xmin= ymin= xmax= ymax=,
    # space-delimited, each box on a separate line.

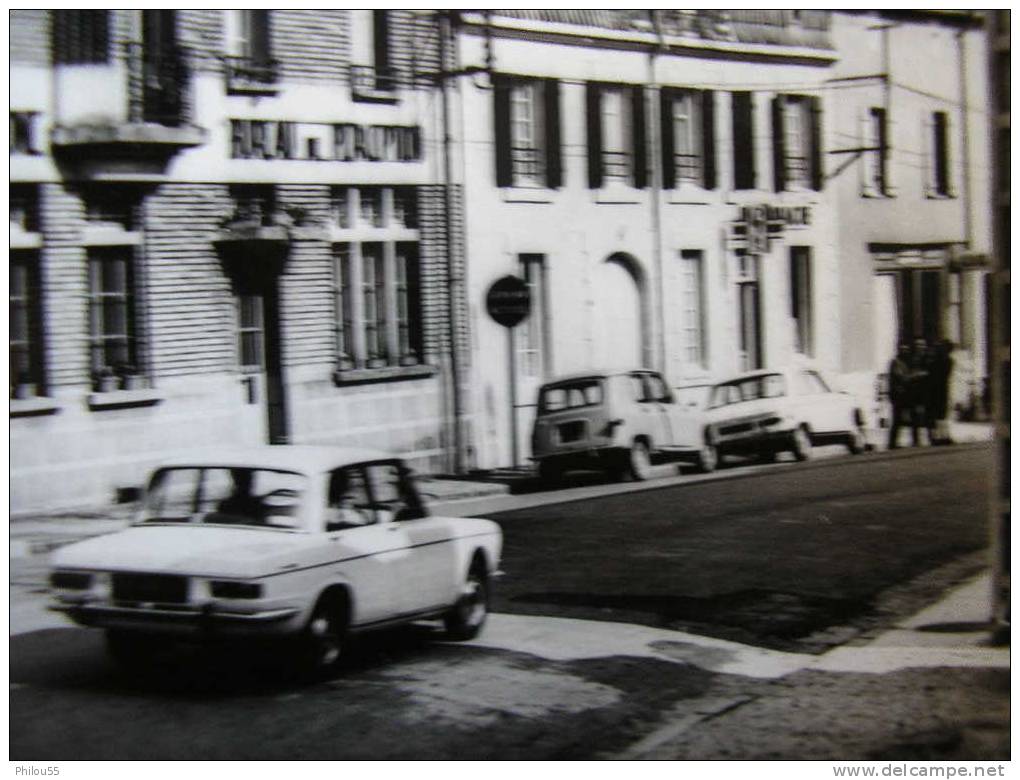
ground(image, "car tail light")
xmin=50 ymin=571 xmax=92 ymax=590
xmin=210 ymin=580 xmax=263 ymax=599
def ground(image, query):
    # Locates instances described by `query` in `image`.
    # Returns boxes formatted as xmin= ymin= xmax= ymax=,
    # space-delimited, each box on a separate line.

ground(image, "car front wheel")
xmin=790 ymin=427 xmax=813 ymax=461
xmin=846 ymin=428 xmax=867 ymax=454
xmin=298 ymin=595 xmax=348 ymax=679
xmin=626 ymin=440 xmax=652 ymax=481
xmin=697 ymin=442 xmax=718 ymax=473
xmin=444 ymin=565 xmax=489 ymax=641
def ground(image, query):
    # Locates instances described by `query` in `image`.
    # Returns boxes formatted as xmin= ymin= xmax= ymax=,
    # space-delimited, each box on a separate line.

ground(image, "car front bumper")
xmin=50 ymin=601 xmax=302 ymax=637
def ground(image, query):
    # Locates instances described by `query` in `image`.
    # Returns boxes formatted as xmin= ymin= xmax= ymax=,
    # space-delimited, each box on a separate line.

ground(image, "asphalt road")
xmin=491 ymin=444 xmax=993 ymax=652
xmin=10 ymin=444 xmax=999 ymax=760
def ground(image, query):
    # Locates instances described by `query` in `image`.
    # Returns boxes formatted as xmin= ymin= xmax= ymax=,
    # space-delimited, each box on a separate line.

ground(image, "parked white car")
xmin=704 ymin=369 xmax=867 ymax=464
xmin=531 ymin=369 xmax=714 ymax=482
xmin=48 ymin=446 xmax=503 ymax=676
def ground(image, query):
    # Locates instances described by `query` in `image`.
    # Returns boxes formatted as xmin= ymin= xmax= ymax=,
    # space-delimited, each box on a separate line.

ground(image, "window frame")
xmin=87 ymin=246 xmax=140 ymax=385
xmin=789 ymin=245 xmax=814 ymax=358
xmin=679 ymin=249 xmax=708 ymax=370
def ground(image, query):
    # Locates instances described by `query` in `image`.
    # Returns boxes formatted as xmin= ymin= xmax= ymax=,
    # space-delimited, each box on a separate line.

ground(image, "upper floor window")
xmin=586 ymin=82 xmax=647 ymax=189
xmin=52 ymin=10 xmax=109 ymax=65
xmin=661 ymin=88 xmax=716 ymax=190
xmin=10 ymin=184 xmax=40 ymax=233
xmin=771 ymin=94 xmax=822 ymax=192
xmin=372 ymin=10 xmax=393 ymax=88
xmin=494 ymin=76 xmax=562 ymax=189
xmin=731 ymin=91 xmax=757 ymax=190
xmin=863 ymin=107 xmax=890 ymax=197
xmin=228 ymin=184 xmax=276 ymax=226
xmin=225 ymin=10 xmax=276 ymax=90
xmin=10 ymin=113 xmax=39 ymax=155
xmin=926 ymin=111 xmax=954 ymax=198
xmin=10 ymin=251 xmax=45 ymax=398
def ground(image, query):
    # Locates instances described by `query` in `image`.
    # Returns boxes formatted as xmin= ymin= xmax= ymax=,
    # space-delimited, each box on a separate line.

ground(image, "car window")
xmin=803 ymin=370 xmax=831 ymax=394
xmin=629 ymin=374 xmax=647 ymax=402
xmin=709 ymin=374 xmax=785 ymax=408
xmin=640 ymin=373 xmax=672 ymax=403
xmin=325 ymin=466 xmax=375 ymax=529
xmin=365 ymin=462 xmax=424 ymax=523
xmin=762 ymin=374 xmax=786 ymax=398
xmin=143 ymin=467 xmax=307 ymax=530
xmin=538 ymin=379 xmax=603 ymax=414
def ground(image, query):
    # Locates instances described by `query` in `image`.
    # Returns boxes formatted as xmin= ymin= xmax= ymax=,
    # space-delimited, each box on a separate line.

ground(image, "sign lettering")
xmin=231 ymin=120 xmax=422 ymax=163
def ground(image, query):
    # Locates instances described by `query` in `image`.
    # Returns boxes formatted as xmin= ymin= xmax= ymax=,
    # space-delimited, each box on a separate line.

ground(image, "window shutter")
xmin=631 ymin=86 xmax=648 ymax=189
xmin=586 ymin=82 xmax=603 ymax=189
xmin=933 ymin=112 xmax=950 ymax=196
xmin=771 ymin=95 xmax=786 ymax=192
xmin=701 ymin=90 xmax=716 ymax=190
xmin=493 ymin=75 xmax=512 ymax=188
xmin=660 ymin=87 xmax=676 ymax=190
xmin=731 ymin=91 xmax=756 ymax=190
xmin=859 ymin=107 xmax=876 ymax=197
xmin=922 ymin=113 xmax=935 ymax=196
xmin=544 ymin=79 xmax=562 ymax=189
xmin=252 ymin=10 xmax=271 ymax=65
xmin=809 ymin=95 xmax=823 ymax=191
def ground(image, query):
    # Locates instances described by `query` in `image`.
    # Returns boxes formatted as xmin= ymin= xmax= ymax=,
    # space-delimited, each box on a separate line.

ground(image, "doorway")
xmin=736 ymin=252 xmax=762 ymax=370
xmin=234 ymin=274 xmax=289 ymax=445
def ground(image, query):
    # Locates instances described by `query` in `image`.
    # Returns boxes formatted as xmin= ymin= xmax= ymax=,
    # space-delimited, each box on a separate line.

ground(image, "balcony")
xmin=224 ymin=56 xmax=279 ymax=95
xmin=350 ymin=65 xmax=399 ymax=104
xmin=50 ymin=43 xmax=206 ymax=180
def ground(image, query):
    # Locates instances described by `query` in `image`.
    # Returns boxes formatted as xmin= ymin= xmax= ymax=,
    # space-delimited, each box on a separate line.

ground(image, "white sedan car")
xmin=48 ymin=446 xmax=503 ymax=676
xmin=704 ymin=369 xmax=867 ymax=464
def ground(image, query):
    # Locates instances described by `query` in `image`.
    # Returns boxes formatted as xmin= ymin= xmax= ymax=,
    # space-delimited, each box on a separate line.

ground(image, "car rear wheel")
xmin=791 ymin=427 xmax=813 ymax=461
xmin=626 ymin=440 xmax=652 ymax=481
xmin=444 ymin=565 xmax=489 ymax=641
xmin=846 ymin=428 xmax=867 ymax=455
xmin=697 ymin=442 xmax=718 ymax=473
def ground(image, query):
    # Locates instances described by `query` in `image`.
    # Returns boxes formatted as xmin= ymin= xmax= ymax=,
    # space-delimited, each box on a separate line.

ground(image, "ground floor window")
xmin=736 ymin=251 xmax=762 ymax=370
xmin=88 ymin=246 xmax=139 ymax=388
xmin=10 ymin=251 xmax=44 ymax=397
xmin=237 ymin=292 xmax=266 ymax=372
xmin=789 ymin=246 xmax=813 ymax=357
xmin=334 ymin=240 xmax=422 ymax=370
xmin=516 ymin=254 xmax=548 ymax=378
xmin=679 ymin=249 xmax=707 ymax=369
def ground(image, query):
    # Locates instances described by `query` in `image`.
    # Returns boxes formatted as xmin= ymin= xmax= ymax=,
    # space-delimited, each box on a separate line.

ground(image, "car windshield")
xmin=709 ymin=374 xmax=786 ymax=409
xmin=538 ymin=379 xmax=604 ymax=414
xmin=141 ymin=467 xmax=308 ymax=530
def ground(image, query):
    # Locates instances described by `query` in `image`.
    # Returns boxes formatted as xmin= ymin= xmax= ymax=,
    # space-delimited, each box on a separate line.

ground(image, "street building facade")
xmin=827 ymin=11 xmax=991 ymax=413
xmin=450 ymin=11 xmax=844 ymax=469
xmin=10 ymin=10 xmax=466 ymax=512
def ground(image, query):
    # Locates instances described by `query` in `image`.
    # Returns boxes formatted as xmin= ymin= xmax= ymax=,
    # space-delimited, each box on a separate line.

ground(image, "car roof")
xmin=156 ymin=445 xmax=398 ymax=474
xmin=541 ymin=368 xmax=658 ymax=386
xmin=713 ymin=369 xmax=789 ymax=386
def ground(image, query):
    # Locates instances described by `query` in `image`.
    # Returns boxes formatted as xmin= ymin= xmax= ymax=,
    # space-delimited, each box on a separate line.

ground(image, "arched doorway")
xmin=593 ymin=253 xmax=646 ymax=369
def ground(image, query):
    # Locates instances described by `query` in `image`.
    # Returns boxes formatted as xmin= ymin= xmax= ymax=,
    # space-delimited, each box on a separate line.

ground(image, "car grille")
xmin=557 ymin=420 xmax=587 ymax=444
xmin=112 ymin=573 xmax=189 ymax=604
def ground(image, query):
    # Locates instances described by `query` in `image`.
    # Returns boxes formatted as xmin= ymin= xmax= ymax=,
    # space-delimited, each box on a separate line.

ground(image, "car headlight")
xmin=50 ymin=571 xmax=92 ymax=590
xmin=209 ymin=580 xmax=263 ymax=599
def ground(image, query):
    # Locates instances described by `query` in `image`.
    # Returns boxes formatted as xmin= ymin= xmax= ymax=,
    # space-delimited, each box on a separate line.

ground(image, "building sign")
xmin=486 ymin=275 xmax=531 ymax=328
xmin=729 ymin=204 xmax=811 ymax=253
xmin=230 ymin=120 xmax=422 ymax=163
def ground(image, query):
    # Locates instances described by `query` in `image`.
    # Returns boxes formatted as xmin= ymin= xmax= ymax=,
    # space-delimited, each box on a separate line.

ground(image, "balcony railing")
xmin=602 ymin=150 xmax=632 ymax=182
xmin=125 ymin=43 xmax=192 ymax=126
xmin=351 ymin=65 xmax=399 ymax=103
xmin=224 ymin=56 xmax=279 ymax=94
xmin=511 ymin=146 xmax=543 ymax=183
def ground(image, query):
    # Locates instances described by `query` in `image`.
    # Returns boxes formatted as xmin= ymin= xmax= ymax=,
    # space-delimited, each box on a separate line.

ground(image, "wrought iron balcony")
xmin=125 ymin=42 xmax=192 ymax=126
xmin=350 ymin=65 xmax=399 ymax=104
xmin=224 ymin=56 xmax=279 ymax=94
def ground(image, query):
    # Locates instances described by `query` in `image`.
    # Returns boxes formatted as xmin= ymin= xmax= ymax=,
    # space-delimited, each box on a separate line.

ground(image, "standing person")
xmin=910 ymin=338 xmax=932 ymax=446
xmin=887 ymin=342 xmax=918 ymax=449
xmin=929 ymin=339 xmax=955 ymax=444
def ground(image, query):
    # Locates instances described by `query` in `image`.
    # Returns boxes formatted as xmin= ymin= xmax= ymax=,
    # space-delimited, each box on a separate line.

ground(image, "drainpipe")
xmin=439 ymin=11 xmax=465 ymax=474
xmin=649 ymin=11 xmax=667 ymax=374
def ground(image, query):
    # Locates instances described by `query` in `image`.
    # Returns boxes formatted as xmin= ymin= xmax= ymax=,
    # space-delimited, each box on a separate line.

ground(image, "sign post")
xmin=485 ymin=276 xmax=532 ymax=468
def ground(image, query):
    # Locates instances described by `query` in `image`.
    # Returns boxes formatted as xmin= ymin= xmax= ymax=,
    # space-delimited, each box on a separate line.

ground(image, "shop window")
xmin=334 ymin=241 xmax=423 ymax=372
xmin=494 ymin=76 xmax=562 ymax=189
xmin=926 ymin=111 xmax=954 ymax=198
xmin=52 ymin=10 xmax=109 ymax=65
xmin=661 ymin=89 xmax=716 ymax=190
xmin=88 ymin=247 xmax=140 ymax=390
xmin=789 ymin=246 xmax=814 ymax=357
xmin=771 ymin=94 xmax=822 ymax=192
xmin=731 ymin=91 xmax=757 ymax=190
xmin=10 ymin=251 xmax=45 ymax=398
xmin=863 ymin=107 xmax=890 ymax=197
xmin=586 ymin=82 xmax=647 ymax=189
xmin=10 ymin=112 xmax=39 ymax=155
xmin=680 ymin=250 xmax=707 ymax=369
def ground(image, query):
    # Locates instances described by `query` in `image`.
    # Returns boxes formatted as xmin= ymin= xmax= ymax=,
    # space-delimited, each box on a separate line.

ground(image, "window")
xmin=10 ymin=184 xmax=39 ymax=233
xmin=789 ymin=246 xmax=813 ymax=357
xmin=864 ymin=107 xmax=889 ymax=196
xmin=84 ymin=188 xmax=137 ymax=230
xmin=88 ymin=247 xmax=139 ymax=385
xmin=237 ymin=293 xmax=265 ymax=371
xmin=736 ymin=251 xmax=763 ymax=371
xmin=10 ymin=252 xmax=44 ymax=397
xmin=393 ymin=188 xmax=418 ymax=229
xmin=641 ymin=373 xmax=673 ymax=403
xmin=372 ymin=10 xmax=393 ymax=88
xmin=771 ymin=94 xmax=822 ymax=192
xmin=679 ymin=250 xmax=707 ymax=369
xmin=52 ymin=10 xmax=109 ymax=65
xmin=10 ymin=113 xmax=39 ymax=155
xmin=335 ymin=241 xmax=423 ymax=372
xmin=229 ymin=184 xmax=275 ymax=226
xmin=331 ymin=187 xmax=351 ymax=229
xmin=359 ymin=187 xmax=384 ymax=227
xmin=225 ymin=10 xmax=275 ymax=88
xmin=661 ymin=89 xmax=716 ymax=189
xmin=927 ymin=111 xmax=953 ymax=197
xmin=586 ymin=82 xmax=647 ymax=189
xmin=494 ymin=76 xmax=562 ymax=189
xmin=731 ymin=91 xmax=757 ymax=190
xmin=364 ymin=461 xmax=422 ymax=523
xmin=516 ymin=255 xmax=547 ymax=378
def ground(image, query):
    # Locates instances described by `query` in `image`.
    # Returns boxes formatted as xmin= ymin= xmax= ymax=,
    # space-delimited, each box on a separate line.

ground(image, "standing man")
xmin=928 ymin=339 xmax=955 ymax=444
xmin=911 ymin=338 xmax=932 ymax=446
xmin=887 ymin=342 xmax=918 ymax=449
